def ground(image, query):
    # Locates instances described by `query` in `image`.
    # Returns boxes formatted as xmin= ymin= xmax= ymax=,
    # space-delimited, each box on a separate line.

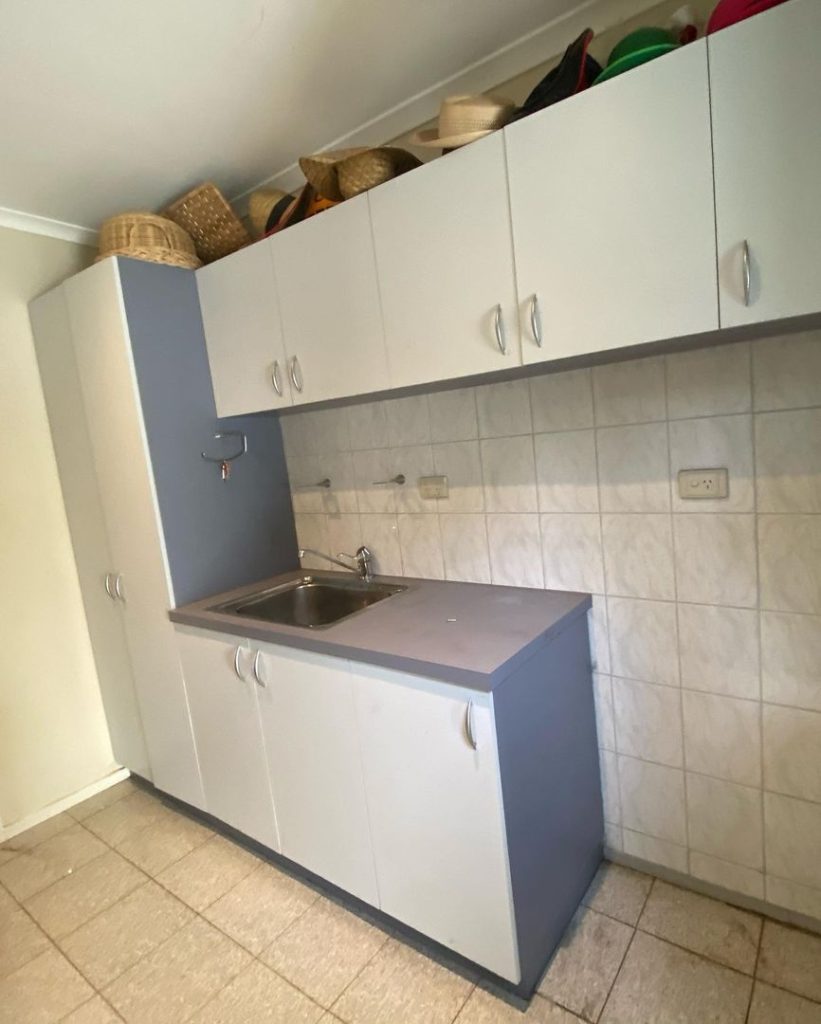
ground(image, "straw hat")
xmin=248 ymin=188 xmax=294 ymax=237
xmin=299 ymin=147 xmax=421 ymax=202
xmin=411 ymin=94 xmax=516 ymax=148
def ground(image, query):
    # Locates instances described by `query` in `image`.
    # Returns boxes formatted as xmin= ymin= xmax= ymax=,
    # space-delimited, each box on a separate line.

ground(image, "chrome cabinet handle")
xmin=271 ymin=360 xmax=283 ymax=396
xmin=493 ymin=304 xmax=507 ymax=355
xmin=104 ymin=573 xmax=115 ymax=600
xmin=252 ymin=650 xmax=266 ymax=687
xmin=289 ymin=356 xmax=304 ymax=393
xmin=529 ymin=294 xmax=543 ymax=348
xmin=233 ymin=645 xmax=246 ymax=681
xmin=465 ymin=700 xmax=478 ymax=751
xmin=372 ymin=474 xmax=405 ymax=486
xmin=742 ymin=240 xmax=751 ymax=307
xmin=113 ymin=574 xmax=124 ymax=601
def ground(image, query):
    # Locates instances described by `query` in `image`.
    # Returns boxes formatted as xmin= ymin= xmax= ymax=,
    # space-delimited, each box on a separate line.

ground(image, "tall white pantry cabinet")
xmin=30 ymin=256 xmax=297 ymax=807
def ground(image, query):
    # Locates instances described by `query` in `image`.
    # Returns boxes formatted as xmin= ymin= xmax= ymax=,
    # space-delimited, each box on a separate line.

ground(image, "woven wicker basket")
xmin=96 ymin=212 xmax=200 ymax=269
xmin=164 ymin=183 xmax=250 ymax=263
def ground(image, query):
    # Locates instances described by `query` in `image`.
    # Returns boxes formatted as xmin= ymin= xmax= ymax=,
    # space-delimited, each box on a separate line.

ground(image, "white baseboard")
xmin=0 ymin=767 xmax=131 ymax=843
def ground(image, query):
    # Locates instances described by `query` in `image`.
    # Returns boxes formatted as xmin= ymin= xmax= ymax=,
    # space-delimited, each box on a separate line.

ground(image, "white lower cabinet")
xmin=172 ymin=627 xmax=520 ymax=983
xmin=175 ymin=629 xmax=278 ymax=849
xmin=351 ymin=664 xmax=519 ymax=983
xmin=254 ymin=643 xmax=378 ymax=904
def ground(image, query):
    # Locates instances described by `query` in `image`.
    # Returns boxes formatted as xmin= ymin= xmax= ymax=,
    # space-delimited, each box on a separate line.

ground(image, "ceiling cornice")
xmin=0 ymin=205 xmax=97 ymax=247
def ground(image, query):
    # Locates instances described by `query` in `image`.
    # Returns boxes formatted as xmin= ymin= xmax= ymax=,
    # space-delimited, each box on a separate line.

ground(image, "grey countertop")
xmin=169 ymin=570 xmax=591 ymax=692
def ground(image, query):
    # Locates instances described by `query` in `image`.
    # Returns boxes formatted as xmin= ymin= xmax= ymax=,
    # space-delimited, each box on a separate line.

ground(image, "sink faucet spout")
xmin=298 ymin=545 xmax=373 ymax=582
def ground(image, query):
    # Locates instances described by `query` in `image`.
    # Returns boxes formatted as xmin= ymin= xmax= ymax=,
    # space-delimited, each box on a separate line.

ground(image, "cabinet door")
xmin=30 ymin=288 xmax=151 ymax=780
xmin=506 ymin=40 xmax=718 ymax=363
xmin=255 ymin=645 xmax=378 ymax=904
xmin=369 ymin=133 xmax=519 ymax=388
xmin=175 ymin=630 xmax=278 ymax=848
xmin=65 ymin=260 xmax=205 ymax=809
xmin=196 ymin=243 xmax=292 ymax=416
xmin=352 ymin=666 xmax=519 ymax=982
xmin=710 ymin=0 xmax=821 ymax=326
xmin=270 ymin=195 xmax=389 ymax=404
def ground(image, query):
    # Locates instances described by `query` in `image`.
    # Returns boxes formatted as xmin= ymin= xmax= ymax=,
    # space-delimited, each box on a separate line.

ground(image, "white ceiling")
xmin=0 ymin=0 xmax=650 ymax=236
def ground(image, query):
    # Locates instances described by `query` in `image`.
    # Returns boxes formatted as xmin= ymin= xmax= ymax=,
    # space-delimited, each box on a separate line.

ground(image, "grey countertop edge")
xmin=169 ymin=571 xmax=592 ymax=693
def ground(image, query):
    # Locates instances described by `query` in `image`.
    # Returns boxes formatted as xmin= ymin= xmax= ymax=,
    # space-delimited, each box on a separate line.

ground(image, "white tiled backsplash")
xmin=280 ymin=331 xmax=821 ymax=923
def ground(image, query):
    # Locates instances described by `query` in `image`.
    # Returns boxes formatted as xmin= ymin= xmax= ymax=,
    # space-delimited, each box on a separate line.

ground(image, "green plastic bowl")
xmin=607 ymin=26 xmax=677 ymax=65
xmin=594 ymin=41 xmax=679 ymax=85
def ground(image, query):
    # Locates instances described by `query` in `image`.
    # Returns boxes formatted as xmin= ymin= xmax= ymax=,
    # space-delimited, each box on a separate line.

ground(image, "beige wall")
xmin=0 ymin=225 xmax=115 ymax=828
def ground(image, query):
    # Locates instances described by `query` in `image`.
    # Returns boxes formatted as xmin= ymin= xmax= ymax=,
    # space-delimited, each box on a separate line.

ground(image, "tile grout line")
xmin=749 ymin=340 xmax=769 ymax=900
xmin=744 ymin=915 xmax=766 ymax=1024
xmin=596 ymin=873 xmax=658 ymax=1022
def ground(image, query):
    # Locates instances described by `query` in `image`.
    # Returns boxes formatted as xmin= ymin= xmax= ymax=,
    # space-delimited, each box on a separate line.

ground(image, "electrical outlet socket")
xmin=418 ymin=475 xmax=448 ymax=500
xmin=678 ymin=468 xmax=729 ymax=499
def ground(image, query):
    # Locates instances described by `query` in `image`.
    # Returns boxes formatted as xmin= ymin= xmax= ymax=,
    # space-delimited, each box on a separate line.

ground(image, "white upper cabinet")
xmin=369 ymin=133 xmax=520 ymax=388
xmin=255 ymin=644 xmax=378 ymax=905
xmin=505 ymin=40 xmax=718 ymax=363
xmin=270 ymin=195 xmax=389 ymax=405
xmin=710 ymin=0 xmax=821 ymax=326
xmin=65 ymin=261 xmax=204 ymax=809
xmin=175 ymin=629 xmax=278 ymax=849
xmin=352 ymin=665 xmax=519 ymax=982
xmin=196 ymin=242 xmax=291 ymax=417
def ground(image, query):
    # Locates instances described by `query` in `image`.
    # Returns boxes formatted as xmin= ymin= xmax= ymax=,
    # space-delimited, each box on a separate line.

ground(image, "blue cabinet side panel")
xmin=494 ymin=618 xmax=603 ymax=997
xmin=118 ymin=258 xmax=297 ymax=605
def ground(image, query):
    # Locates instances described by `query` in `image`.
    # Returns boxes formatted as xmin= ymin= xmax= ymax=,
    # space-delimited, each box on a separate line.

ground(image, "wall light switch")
xmin=418 ymin=475 xmax=448 ymax=500
xmin=678 ymin=468 xmax=729 ymax=499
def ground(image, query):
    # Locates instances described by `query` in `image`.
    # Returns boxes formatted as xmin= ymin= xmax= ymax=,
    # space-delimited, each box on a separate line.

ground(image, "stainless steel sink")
xmin=213 ymin=575 xmax=406 ymax=629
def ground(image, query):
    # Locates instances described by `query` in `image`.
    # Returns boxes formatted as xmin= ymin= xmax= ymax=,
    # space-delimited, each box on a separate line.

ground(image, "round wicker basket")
xmin=96 ymin=212 xmax=200 ymax=269
xmin=164 ymin=182 xmax=250 ymax=263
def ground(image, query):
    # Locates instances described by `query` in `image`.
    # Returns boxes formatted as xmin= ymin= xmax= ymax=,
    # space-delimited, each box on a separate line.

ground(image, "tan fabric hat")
xmin=411 ymin=94 xmax=516 ymax=148
xmin=299 ymin=147 xmax=421 ymax=202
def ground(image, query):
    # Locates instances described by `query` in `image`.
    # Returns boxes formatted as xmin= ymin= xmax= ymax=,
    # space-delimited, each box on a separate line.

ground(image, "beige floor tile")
xmin=456 ymin=988 xmax=584 ymax=1022
xmin=103 ymin=917 xmax=250 ymax=1024
xmin=69 ymin=780 xmax=137 ymax=822
xmin=538 ymin=906 xmax=632 ymax=1021
xmin=0 ymin=849 xmax=18 ymax=867
xmin=332 ymin=938 xmax=473 ymax=1024
xmin=0 ymin=812 xmax=75 ymax=855
xmin=116 ymin=813 xmax=212 ymax=876
xmin=62 ymin=995 xmax=124 ymax=1022
xmin=191 ymin=961 xmax=323 ymax=1024
xmin=204 ymin=860 xmax=317 ymax=955
xmin=638 ymin=880 xmax=761 ymax=974
xmin=24 ymin=850 xmax=145 ymax=939
xmin=263 ymin=897 xmax=387 ymax=1006
xmin=582 ymin=863 xmax=652 ymax=926
xmin=758 ymin=921 xmax=821 ymax=1003
xmin=0 ymin=905 xmax=50 ymax=979
xmin=0 ymin=946 xmax=93 ymax=1024
xmin=0 ymin=824 xmax=107 ymax=901
xmin=601 ymin=931 xmax=751 ymax=1023
xmin=59 ymin=880 xmax=194 ymax=988
xmin=0 ymin=884 xmax=17 ymax=918
xmin=83 ymin=790 xmax=177 ymax=848
xmin=156 ymin=834 xmax=259 ymax=912
xmin=748 ymin=981 xmax=821 ymax=1024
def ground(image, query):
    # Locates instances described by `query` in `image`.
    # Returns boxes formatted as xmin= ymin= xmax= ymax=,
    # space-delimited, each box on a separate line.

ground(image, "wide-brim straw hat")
xmin=248 ymin=188 xmax=294 ymax=237
xmin=411 ymin=94 xmax=516 ymax=148
xmin=299 ymin=147 xmax=421 ymax=202
xmin=96 ymin=212 xmax=200 ymax=269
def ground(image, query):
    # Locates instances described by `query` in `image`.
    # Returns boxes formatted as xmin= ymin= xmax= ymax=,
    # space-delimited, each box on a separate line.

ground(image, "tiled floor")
xmin=2 ymin=781 xmax=821 ymax=1023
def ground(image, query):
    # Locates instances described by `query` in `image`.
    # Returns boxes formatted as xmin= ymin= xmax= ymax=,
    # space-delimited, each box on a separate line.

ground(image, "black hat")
xmin=509 ymin=29 xmax=602 ymax=123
